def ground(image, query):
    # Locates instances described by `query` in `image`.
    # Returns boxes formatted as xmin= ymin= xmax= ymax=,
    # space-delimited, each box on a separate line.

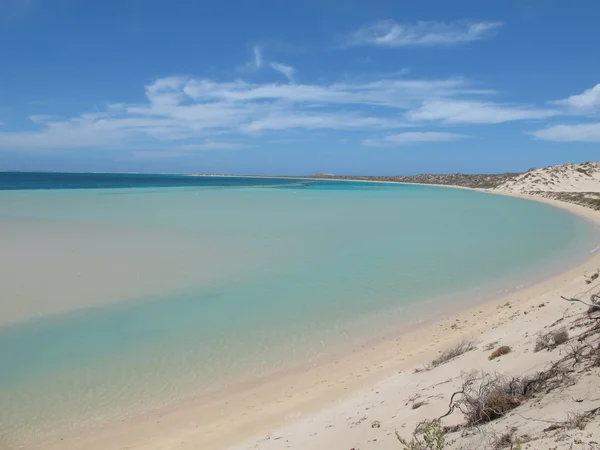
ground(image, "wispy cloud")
xmin=407 ymin=99 xmax=559 ymax=124
xmin=269 ymin=62 xmax=296 ymax=82
xmin=242 ymin=114 xmax=398 ymax=133
xmin=345 ymin=20 xmax=503 ymax=48
xmin=180 ymin=77 xmax=487 ymax=108
xmin=237 ymin=45 xmax=264 ymax=72
xmin=253 ymin=45 xmax=263 ymax=69
xmin=531 ymin=123 xmax=600 ymax=142
xmin=0 ymin=74 xmax=475 ymax=150
xmin=555 ymin=83 xmax=600 ymax=110
xmin=0 ymin=69 xmax=570 ymax=152
xmin=525 ymin=84 xmax=600 ymax=142
xmin=363 ymin=131 xmax=470 ymax=146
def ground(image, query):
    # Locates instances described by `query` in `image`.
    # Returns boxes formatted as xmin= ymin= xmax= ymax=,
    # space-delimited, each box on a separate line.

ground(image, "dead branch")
xmin=562 ymin=295 xmax=597 ymax=308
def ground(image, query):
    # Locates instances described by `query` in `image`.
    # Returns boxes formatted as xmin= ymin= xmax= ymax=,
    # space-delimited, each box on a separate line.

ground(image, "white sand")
xmin=496 ymin=161 xmax=600 ymax=193
xmin=0 ymin=218 xmax=276 ymax=325
xmin=27 ymin=193 xmax=600 ymax=450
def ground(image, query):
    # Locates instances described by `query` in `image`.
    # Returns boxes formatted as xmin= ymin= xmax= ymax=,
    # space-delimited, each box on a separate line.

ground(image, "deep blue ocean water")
xmin=0 ymin=172 xmax=597 ymax=446
xmin=0 ymin=172 xmax=355 ymax=190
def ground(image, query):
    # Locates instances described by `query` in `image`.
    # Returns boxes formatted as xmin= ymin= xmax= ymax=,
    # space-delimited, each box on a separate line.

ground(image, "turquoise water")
xmin=0 ymin=177 xmax=596 ymax=445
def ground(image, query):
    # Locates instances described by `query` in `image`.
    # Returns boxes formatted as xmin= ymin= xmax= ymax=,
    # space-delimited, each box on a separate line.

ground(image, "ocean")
xmin=0 ymin=172 xmax=596 ymax=446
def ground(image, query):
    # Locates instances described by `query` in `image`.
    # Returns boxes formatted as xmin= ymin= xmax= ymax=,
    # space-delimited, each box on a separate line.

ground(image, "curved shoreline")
xmin=24 ymin=189 xmax=600 ymax=450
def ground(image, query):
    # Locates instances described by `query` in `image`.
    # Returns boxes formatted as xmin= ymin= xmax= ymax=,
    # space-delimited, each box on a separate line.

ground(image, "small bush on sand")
xmin=534 ymin=328 xmax=569 ymax=352
xmin=444 ymin=369 xmax=569 ymax=427
xmin=553 ymin=329 xmax=569 ymax=345
xmin=489 ymin=346 xmax=511 ymax=360
xmin=431 ymin=340 xmax=476 ymax=367
xmin=493 ymin=427 xmax=526 ymax=450
xmin=396 ymin=421 xmax=448 ymax=450
xmin=593 ymin=347 xmax=600 ymax=367
xmin=588 ymin=304 xmax=600 ymax=315
xmin=457 ymin=372 xmax=526 ymax=425
xmin=566 ymin=411 xmax=591 ymax=430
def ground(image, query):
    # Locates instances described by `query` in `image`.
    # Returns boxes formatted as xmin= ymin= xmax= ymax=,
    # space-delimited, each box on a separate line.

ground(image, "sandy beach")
xmin=23 ymin=191 xmax=600 ymax=450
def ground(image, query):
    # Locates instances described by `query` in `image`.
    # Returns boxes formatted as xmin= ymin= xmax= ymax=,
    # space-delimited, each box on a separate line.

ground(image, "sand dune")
xmin=495 ymin=161 xmax=600 ymax=194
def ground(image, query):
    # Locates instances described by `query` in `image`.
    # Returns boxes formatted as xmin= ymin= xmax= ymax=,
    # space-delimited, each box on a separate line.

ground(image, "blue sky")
xmin=1 ymin=0 xmax=599 ymax=174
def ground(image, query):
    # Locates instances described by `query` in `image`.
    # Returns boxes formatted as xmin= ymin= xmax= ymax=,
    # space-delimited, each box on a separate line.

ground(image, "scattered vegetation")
xmin=586 ymin=271 xmax=599 ymax=285
xmin=396 ymin=421 xmax=449 ymax=450
xmin=566 ymin=411 xmax=592 ymax=430
xmin=484 ymin=341 xmax=500 ymax=351
xmin=438 ymin=364 xmax=574 ymax=427
xmin=431 ymin=340 xmax=476 ymax=368
xmin=489 ymin=346 xmax=511 ymax=360
xmin=310 ymin=173 xmax=519 ymax=189
xmin=528 ymin=191 xmax=600 ymax=210
xmin=397 ymin=291 xmax=600 ymax=450
xmin=493 ymin=427 xmax=526 ymax=450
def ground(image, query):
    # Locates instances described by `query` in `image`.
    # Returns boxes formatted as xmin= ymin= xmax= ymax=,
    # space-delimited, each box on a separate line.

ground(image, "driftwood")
xmin=561 ymin=295 xmax=597 ymax=308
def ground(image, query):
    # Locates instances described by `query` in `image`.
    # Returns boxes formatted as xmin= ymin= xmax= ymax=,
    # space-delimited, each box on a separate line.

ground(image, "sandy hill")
xmin=495 ymin=162 xmax=600 ymax=193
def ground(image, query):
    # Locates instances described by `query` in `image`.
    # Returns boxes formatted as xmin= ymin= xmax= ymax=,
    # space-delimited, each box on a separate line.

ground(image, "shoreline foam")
xmin=21 ymin=192 xmax=600 ymax=450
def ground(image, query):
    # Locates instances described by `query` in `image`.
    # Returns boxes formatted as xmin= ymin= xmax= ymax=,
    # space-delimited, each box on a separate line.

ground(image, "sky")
xmin=0 ymin=0 xmax=599 ymax=175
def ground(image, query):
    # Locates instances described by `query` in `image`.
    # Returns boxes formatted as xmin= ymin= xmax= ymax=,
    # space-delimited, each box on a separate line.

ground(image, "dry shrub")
xmin=489 ymin=346 xmax=511 ymax=360
xmin=588 ymin=304 xmax=600 ymax=315
xmin=458 ymin=372 xmax=526 ymax=426
xmin=553 ymin=329 xmax=569 ymax=345
xmin=566 ymin=411 xmax=590 ymax=430
xmin=534 ymin=335 xmax=550 ymax=352
xmin=519 ymin=365 xmax=570 ymax=397
xmin=484 ymin=340 xmax=500 ymax=351
xmin=494 ymin=432 xmax=514 ymax=450
xmin=591 ymin=346 xmax=600 ymax=367
xmin=493 ymin=427 xmax=527 ymax=450
xmin=534 ymin=328 xmax=569 ymax=352
xmin=431 ymin=340 xmax=476 ymax=367
xmin=451 ymin=368 xmax=569 ymax=427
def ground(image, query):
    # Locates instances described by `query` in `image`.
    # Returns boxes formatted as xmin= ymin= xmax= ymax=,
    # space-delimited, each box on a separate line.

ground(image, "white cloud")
xmin=531 ymin=122 xmax=600 ymax=142
xmin=1 ymin=74 xmax=468 ymax=150
xmin=363 ymin=131 xmax=470 ymax=146
xmin=243 ymin=113 xmax=400 ymax=133
xmin=269 ymin=62 xmax=296 ymax=81
xmin=408 ymin=99 xmax=559 ymax=124
xmin=181 ymin=77 xmax=487 ymax=109
xmin=0 ymin=70 xmax=565 ymax=151
xmin=346 ymin=20 xmax=502 ymax=47
xmin=555 ymin=83 xmax=600 ymax=110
